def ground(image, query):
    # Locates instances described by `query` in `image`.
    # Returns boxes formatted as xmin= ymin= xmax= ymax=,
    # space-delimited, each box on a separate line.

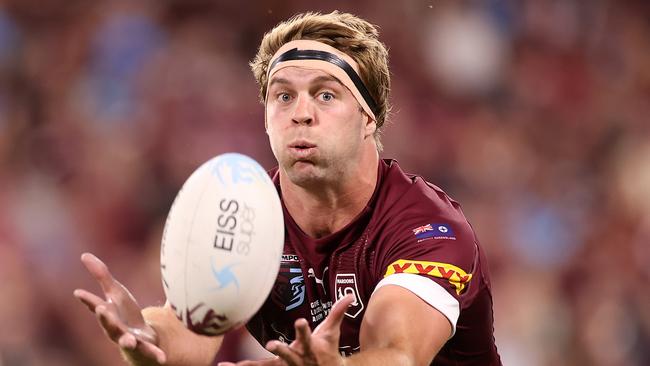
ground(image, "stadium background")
xmin=0 ymin=0 xmax=648 ymax=365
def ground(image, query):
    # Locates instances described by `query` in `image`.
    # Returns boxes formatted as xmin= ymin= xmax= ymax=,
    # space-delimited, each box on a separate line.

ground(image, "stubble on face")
xmin=265 ymin=68 xmax=367 ymax=189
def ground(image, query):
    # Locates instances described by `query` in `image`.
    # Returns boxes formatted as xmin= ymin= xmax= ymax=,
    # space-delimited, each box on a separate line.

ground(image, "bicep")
xmin=359 ymin=285 xmax=452 ymax=365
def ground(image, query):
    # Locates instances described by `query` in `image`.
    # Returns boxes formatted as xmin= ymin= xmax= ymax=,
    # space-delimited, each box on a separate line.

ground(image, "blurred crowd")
xmin=0 ymin=0 xmax=648 ymax=365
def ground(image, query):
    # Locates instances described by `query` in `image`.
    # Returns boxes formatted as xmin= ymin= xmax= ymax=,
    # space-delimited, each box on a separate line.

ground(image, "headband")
xmin=266 ymin=40 xmax=378 ymax=121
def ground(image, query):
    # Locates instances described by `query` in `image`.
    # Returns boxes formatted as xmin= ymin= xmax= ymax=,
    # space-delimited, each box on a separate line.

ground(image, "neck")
xmin=280 ymin=150 xmax=379 ymax=239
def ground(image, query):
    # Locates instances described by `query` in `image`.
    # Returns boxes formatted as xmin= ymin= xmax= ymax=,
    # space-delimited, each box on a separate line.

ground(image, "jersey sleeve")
xmin=372 ymin=199 xmax=478 ymax=336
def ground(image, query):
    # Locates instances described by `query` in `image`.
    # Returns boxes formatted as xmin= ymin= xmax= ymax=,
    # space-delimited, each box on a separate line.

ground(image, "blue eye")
xmin=279 ymin=93 xmax=291 ymax=102
xmin=320 ymin=92 xmax=334 ymax=101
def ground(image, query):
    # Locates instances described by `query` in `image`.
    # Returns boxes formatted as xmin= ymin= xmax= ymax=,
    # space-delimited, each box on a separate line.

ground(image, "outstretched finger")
xmin=118 ymin=331 xmax=166 ymax=364
xmin=218 ymin=358 xmax=285 ymax=366
xmin=134 ymin=339 xmax=167 ymax=365
xmin=73 ymin=288 xmax=105 ymax=312
xmin=96 ymin=304 xmax=129 ymax=341
xmin=118 ymin=333 xmax=138 ymax=350
xmin=293 ymin=318 xmax=312 ymax=355
xmin=315 ymin=294 xmax=355 ymax=333
xmin=80 ymin=252 xmax=119 ymax=295
xmin=266 ymin=341 xmax=301 ymax=366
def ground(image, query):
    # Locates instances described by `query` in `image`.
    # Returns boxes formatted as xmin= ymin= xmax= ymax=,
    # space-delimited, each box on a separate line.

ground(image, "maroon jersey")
xmin=247 ymin=159 xmax=501 ymax=365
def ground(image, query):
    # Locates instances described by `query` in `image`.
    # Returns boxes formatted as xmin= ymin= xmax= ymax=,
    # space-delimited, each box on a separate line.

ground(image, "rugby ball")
xmin=160 ymin=153 xmax=284 ymax=336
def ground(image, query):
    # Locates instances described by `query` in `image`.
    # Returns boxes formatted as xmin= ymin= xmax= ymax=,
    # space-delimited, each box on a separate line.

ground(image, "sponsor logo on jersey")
xmin=308 ymin=266 xmax=329 ymax=294
xmin=286 ymin=268 xmax=306 ymax=311
xmin=384 ymin=259 xmax=472 ymax=295
xmin=271 ymin=263 xmax=306 ymax=311
xmin=412 ymin=223 xmax=456 ymax=241
xmin=281 ymin=254 xmax=300 ymax=262
xmin=335 ymin=273 xmax=364 ymax=318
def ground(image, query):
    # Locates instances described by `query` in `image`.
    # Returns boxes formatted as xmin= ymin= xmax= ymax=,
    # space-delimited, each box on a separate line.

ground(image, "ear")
xmin=364 ymin=113 xmax=377 ymax=138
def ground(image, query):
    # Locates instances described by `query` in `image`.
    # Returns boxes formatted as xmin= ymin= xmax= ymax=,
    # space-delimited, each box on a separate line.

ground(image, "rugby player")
xmin=74 ymin=11 xmax=501 ymax=366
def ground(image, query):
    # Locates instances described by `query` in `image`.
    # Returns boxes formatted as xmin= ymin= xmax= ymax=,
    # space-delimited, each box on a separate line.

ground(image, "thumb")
xmin=316 ymin=294 xmax=355 ymax=334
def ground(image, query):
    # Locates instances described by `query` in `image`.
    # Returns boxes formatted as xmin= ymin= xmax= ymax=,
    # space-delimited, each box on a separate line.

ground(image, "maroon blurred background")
xmin=0 ymin=1 xmax=648 ymax=365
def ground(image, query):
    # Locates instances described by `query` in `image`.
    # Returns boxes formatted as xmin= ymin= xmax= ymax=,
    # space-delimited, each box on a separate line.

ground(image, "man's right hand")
xmin=73 ymin=252 xmax=167 ymax=365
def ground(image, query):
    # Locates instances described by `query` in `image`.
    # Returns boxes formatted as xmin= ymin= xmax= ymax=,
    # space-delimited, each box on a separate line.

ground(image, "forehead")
xmin=269 ymin=66 xmax=343 ymax=86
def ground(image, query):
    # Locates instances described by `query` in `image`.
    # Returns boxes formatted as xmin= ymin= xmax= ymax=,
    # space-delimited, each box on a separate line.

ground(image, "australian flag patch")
xmin=412 ymin=223 xmax=456 ymax=241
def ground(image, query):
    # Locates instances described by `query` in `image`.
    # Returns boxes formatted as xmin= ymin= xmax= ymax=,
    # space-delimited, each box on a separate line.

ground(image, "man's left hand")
xmin=219 ymin=295 xmax=354 ymax=366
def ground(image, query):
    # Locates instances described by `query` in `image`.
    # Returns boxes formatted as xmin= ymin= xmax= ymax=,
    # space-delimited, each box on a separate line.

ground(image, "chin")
xmin=285 ymin=161 xmax=326 ymax=187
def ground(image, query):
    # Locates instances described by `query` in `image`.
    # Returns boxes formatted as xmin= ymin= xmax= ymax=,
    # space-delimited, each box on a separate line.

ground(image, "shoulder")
xmin=367 ymin=164 xmax=483 ymax=335
xmin=370 ymin=160 xmax=477 ymax=275
xmin=378 ymin=159 xmax=462 ymax=212
xmin=373 ymin=159 xmax=475 ymax=242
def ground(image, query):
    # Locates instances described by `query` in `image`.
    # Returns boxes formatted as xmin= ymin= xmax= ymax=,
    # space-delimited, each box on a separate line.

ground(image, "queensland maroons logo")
xmin=335 ymin=273 xmax=364 ymax=318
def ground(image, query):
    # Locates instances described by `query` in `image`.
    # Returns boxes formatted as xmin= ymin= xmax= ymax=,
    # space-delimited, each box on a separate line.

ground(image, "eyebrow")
xmin=268 ymin=74 xmax=344 ymax=89
xmin=311 ymin=75 xmax=343 ymax=86
xmin=268 ymin=77 xmax=291 ymax=88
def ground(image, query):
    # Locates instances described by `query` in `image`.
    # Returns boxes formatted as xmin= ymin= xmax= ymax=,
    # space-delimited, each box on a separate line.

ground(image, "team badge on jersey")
xmin=335 ymin=273 xmax=364 ymax=318
xmin=412 ymin=223 xmax=456 ymax=241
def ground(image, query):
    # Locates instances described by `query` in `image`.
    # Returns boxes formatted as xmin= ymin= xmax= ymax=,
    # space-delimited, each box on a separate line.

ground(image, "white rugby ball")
xmin=160 ymin=153 xmax=284 ymax=336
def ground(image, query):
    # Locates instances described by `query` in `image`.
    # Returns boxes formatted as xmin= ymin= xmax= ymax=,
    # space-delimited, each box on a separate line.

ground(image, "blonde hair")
xmin=250 ymin=11 xmax=391 ymax=149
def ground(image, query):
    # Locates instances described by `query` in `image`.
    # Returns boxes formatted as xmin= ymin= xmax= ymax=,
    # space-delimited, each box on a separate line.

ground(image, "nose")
xmin=291 ymin=94 xmax=313 ymax=125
